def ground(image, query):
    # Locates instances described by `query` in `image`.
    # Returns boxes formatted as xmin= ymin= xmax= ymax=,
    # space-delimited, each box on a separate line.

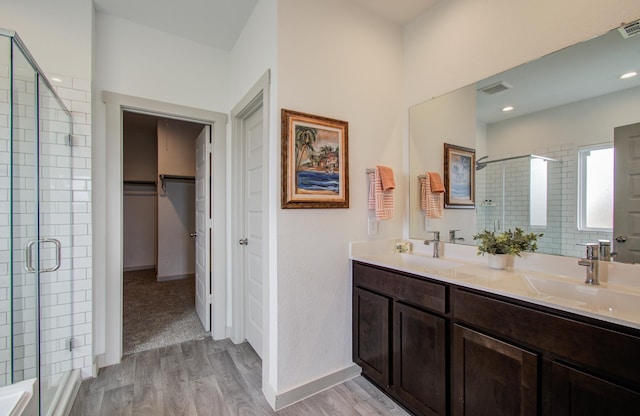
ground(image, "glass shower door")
xmin=10 ymin=34 xmax=40 ymax=392
xmin=9 ymin=35 xmax=73 ymax=415
xmin=36 ymin=75 xmax=73 ymax=415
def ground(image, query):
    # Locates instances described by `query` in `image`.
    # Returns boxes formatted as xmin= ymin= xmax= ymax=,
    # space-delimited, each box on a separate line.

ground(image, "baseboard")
xmin=156 ymin=273 xmax=195 ymax=282
xmin=273 ymin=364 xmax=361 ymax=411
xmin=123 ymin=265 xmax=156 ymax=272
xmin=95 ymin=353 xmax=106 ymax=370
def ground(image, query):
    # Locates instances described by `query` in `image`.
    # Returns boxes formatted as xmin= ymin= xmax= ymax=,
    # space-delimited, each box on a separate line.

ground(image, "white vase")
xmin=488 ymin=254 xmax=508 ymax=270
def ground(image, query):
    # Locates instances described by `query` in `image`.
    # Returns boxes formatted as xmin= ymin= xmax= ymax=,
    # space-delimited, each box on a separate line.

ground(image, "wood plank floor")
xmin=70 ymin=337 xmax=410 ymax=416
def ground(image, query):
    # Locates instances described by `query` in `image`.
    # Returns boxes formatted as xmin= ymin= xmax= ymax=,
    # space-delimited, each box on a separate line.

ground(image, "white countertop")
xmin=350 ymin=239 xmax=640 ymax=331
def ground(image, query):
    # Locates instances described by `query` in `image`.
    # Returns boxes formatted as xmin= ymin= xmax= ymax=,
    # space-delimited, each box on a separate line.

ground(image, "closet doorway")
xmin=122 ymin=111 xmax=210 ymax=355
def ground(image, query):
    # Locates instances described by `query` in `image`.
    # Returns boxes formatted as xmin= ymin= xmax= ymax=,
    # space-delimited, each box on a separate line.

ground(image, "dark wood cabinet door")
xmin=353 ymin=287 xmax=391 ymax=387
xmin=393 ymin=302 xmax=446 ymax=416
xmin=551 ymin=362 xmax=640 ymax=415
xmin=452 ymin=325 xmax=538 ymax=416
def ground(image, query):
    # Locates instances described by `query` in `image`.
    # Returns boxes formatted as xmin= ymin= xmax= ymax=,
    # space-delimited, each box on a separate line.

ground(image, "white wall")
xmin=404 ymin=0 xmax=640 ymax=108
xmin=276 ymin=0 xmax=404 ymax=396
xmin=93 ymin=13 xmax=230 ymax=111
xmin=409 ymin=84 xmax=477 ymax=241
xmin=0 ymin=0 xmax=92 ymax=79
xmin=487 ymin=86 xmax=640 ymax=153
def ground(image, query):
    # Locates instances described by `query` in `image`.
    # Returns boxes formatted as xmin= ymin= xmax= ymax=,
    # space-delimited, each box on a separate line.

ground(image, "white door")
xmin=242 ymin=107 xmax=264 ymax=357
xmin=195 ymin=126 xmax=212 ymax=331
xmin=614 ymin=122 xmax=640 ymax=264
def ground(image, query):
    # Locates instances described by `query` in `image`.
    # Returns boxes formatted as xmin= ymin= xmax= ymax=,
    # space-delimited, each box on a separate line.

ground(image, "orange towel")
xmin=420 ymin=173 xmax=443 ymax=219
xmin=368 ymin=168 xmax=394 ymax=220
xmin=429 ymin=171 xmax=445 ymax=193
xmin=377 ymin=165 xmax=395 ymax=191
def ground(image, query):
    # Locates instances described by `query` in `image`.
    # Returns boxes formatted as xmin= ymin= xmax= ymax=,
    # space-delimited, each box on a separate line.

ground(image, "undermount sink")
xmin=490 ymin=274 xmax=640 ymax=319
xmin=376 ymin=253 xmax=464 ymax=271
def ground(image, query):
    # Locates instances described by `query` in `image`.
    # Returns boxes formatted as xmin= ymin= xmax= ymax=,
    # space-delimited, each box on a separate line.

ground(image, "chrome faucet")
xmin=598 ymin=239 xmax=616 ymax=261
xmin=449 ymin=229 xmax=465 ymax=244
xmin=578 ymin=243 xmax=599 ymax=285
xmin=424 ymin=231 xmax=441 ymax=258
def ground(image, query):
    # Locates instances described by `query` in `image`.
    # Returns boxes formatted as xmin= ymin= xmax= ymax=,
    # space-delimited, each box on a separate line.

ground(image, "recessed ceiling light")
xmin=620 ymin=71 xmax=638 ymax=80
xmin=502 ymin=106 xmax=515 ymax=112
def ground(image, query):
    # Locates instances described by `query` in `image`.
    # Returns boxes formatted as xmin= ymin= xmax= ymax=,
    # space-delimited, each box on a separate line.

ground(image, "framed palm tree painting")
xmin=282 ymin=109 xmax=349 ymax=208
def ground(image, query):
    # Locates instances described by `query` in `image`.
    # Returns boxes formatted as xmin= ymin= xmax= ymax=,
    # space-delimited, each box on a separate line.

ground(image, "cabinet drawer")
xmin=353 ymin=262 xmax=446 ymax=314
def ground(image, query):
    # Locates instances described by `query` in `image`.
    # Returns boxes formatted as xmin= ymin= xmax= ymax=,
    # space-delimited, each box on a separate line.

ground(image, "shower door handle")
xmin=25 ymin=240 xmax=38 ymax=272
xmin=25 ymin=238 xmax=62 ymax=273
xmin=41 ymin=238 xmax=62 ymax=272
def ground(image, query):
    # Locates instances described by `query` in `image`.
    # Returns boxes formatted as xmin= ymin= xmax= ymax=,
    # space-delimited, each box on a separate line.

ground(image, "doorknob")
xmin=239 ymin=238 xmax=248 ymax=245
xmin=615 ymin=236 xmax=627 ymax=243
xmin=189 ymin=232 xmax=197 ymax=238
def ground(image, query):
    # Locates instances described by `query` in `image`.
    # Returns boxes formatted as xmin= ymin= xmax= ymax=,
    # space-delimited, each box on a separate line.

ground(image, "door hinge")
xmin=206 ymin=294 xmax=213 ymax=304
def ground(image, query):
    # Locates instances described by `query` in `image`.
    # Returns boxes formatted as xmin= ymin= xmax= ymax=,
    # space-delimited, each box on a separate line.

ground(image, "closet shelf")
xmin=159 ymin=174 xmax=195 ymax=192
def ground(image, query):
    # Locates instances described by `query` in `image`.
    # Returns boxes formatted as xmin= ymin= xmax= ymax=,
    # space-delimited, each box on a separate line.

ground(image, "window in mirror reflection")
xmin=530 ymin=158 xmax=548 ymax=227
xmin=578 ymin=144 xmax=613 ymax=231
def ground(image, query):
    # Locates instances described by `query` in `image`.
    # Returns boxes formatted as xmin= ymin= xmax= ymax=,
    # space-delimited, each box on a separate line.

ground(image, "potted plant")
xmin=472 ymin=228 xmax=543 ymax=269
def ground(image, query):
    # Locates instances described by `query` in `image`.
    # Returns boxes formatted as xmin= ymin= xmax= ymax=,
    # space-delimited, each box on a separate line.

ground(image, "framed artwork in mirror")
xmin=281 ymin=109 xmax=349 ymax=208
xmin=444 ymin=143 xmax=475 ymax=208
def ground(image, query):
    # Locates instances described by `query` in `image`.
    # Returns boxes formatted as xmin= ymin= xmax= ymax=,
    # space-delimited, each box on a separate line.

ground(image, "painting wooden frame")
xmin=444 ymin=143 xmax=475 ymax=208
xmin=281 ymin=109 xmax=349 ymax=208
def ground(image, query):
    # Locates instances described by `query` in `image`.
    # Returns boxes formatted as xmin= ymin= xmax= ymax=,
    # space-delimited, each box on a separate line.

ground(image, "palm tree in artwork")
xmin=295 ymin=126 xmax=317 ymax=172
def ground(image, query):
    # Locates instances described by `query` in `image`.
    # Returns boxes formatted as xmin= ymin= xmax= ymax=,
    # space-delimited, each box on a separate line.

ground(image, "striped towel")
xmin=420 ymin=173 xmax=443 ymax=218
xmin=368 ymin=168 xmax=394 ymax=220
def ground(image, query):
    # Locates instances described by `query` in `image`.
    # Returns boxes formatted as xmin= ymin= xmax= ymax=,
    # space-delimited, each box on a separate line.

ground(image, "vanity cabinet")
xmin=353 ymin=262 xmax=448 ymax=415
xmin=353 ymin=287 xmax=390 ymax=387
xmin=452 ymin=324 xmax=538 ymax=416
xmin=352 ymin=260 xmax=640 ymax=416
xmin=453 ymin=288 xmax=640 ymax=416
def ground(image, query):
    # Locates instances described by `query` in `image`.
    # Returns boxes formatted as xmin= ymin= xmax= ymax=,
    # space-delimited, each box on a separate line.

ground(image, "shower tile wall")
xmin=53 ymin=75 xmax=92 ymax=379
xmin=476 ymin=144 xmax=612 ymax=257
xmin=9 ymin=65 xmax=40 ymax=387
xmin=476 ymin=155 xmax=562 ymax=254
xmin=0 ymin=72 xmax=92 ymax=387
xmin=555 ymin=144 xmax=612 ymax=258
xmin=0 ymin=44 xmax=10 ymax=387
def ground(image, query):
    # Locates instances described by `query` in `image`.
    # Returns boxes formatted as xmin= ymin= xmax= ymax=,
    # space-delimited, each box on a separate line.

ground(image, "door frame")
xmin=101 ymin=92 xmax=227 ymax=367
xmin=230 ymin=71 xmax=271 ymax=355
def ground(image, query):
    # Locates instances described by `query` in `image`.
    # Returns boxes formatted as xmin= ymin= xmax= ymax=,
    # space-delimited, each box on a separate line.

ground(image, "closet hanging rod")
xmin=159 ymin=174 xmax=195 ymax=181
xmin=159 ymin=174 xmax=196 ymax=192
xmin=123 ymin=180 xmax=156 ymax=186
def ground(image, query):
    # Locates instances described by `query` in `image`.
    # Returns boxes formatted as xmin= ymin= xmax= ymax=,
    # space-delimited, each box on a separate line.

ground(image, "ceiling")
xmin=475 ymin=27 xmax=640 ymax=124
xmin=92 ymin=0 xmax=439 ymax=51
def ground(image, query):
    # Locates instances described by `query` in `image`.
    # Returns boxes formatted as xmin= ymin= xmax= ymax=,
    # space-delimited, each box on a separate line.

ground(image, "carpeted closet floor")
xmin=123 ymin=269 xmax=209 ymax=355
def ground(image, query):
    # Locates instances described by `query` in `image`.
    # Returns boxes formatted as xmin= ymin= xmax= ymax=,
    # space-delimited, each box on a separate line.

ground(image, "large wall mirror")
xmin=409 ymin=22 xmax=640 ymax=264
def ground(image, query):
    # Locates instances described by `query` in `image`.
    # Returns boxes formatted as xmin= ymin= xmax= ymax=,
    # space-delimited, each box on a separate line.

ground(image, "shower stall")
xmin=0 ymin=30 xmax=80 ymax=415
xmin=475 ymin=154 xmax=564 ymax=255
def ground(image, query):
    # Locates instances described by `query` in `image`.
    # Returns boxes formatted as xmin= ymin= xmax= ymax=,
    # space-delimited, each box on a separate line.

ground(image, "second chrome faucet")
xmin=424 ymin=231 xmax=440 ymax=258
